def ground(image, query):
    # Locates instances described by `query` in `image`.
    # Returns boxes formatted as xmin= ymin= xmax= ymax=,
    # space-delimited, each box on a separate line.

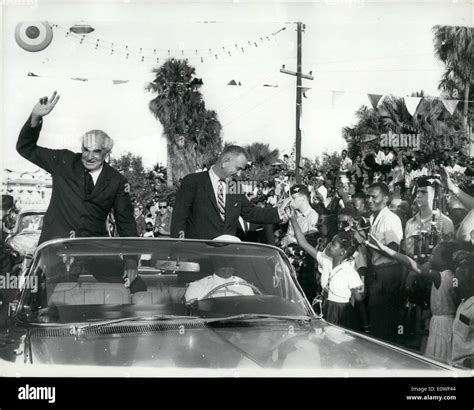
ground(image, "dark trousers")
xmin=367 ymin=263 xmax=403 ymax=342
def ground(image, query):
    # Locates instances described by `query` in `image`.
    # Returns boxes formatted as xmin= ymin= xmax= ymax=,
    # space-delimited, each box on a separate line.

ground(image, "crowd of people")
xmin=199 ymin=146 xmax=473 ymax=368
xmin=1 ymin=91 xmax=473 ymax=368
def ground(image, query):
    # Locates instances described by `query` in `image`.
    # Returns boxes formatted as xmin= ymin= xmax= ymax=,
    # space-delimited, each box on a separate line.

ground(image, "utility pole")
xmin=280 ymin=22 xmax=313 ymax=183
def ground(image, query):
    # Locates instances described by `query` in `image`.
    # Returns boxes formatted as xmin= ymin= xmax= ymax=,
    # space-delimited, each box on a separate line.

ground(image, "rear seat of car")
xmin=48 ymin=282 xmax=131 ymax=306
xmin=47 ymin=281 xmax=188 ymax=306
xmin=131 ymin=285 xmax=186 ymax=305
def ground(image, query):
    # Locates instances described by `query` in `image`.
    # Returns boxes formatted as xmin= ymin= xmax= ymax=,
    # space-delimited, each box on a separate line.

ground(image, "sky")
xmin=1 ymin=0 xmax=472 ymax=173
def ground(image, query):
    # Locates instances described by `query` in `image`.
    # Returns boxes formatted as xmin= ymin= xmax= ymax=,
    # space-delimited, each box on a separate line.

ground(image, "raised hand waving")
xmin=31 ymin=91 xmax=60 ymax=122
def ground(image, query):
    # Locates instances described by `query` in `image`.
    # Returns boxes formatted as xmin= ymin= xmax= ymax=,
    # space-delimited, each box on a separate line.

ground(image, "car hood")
xmin=25 ymin=319 xmax=450 ymax=371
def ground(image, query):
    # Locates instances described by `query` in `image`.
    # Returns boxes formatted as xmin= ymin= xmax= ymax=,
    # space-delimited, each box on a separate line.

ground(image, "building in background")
xmin=1 ymin=169 xmax=52 ymax=208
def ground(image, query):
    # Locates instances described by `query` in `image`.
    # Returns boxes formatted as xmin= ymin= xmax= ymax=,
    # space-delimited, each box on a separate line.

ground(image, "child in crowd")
xmin=286 ymin=208 xmax=363 ymax=329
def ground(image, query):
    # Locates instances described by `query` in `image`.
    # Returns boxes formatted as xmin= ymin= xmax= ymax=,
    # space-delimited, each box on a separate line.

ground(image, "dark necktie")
xmin=217 ymin=180 xmax=225 ymax=222
xmin=85 ymin=171 xmax=94 ymax=195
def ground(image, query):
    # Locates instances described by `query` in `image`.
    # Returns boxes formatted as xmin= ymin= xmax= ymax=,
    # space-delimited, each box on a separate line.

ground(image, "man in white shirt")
xmin=313 ymin=176 xmax=328 ymax=205
xmin=184 ymin=266 xmax=254 ymax=303
xmin=445 ymin=156 xmax=467 ymax=176
xmin=339 ymin=150 xmax=353 ymax=175
xmin=366 ymin=182 xmax=404 ymax=342
xmin=404 ymin=178 xmax=455 ymax=255
xmin=281 ymin=184 xmax=319 ymax=247
xmin=404 ymin=162 xmax=416 ymax=192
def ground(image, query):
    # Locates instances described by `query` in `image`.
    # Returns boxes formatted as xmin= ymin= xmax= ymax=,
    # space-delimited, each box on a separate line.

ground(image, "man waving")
xmin=17 ymin=91 xmax=138 ymax=285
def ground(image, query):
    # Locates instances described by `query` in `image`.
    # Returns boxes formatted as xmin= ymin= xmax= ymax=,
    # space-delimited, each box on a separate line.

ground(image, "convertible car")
xmin=0 ymin=237 xmax=467 ymax=376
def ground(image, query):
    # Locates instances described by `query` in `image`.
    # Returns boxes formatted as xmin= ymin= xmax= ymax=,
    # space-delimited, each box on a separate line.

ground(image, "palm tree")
xmin=147 ymin=59 xmax=222 ymax=186
xmin=240 ymin=143 xmax=280 ymax=184
xmin=432 ymin=25 xmax=473 ymax=138
xmin=244 ymin=142 xmax=280 ymax=167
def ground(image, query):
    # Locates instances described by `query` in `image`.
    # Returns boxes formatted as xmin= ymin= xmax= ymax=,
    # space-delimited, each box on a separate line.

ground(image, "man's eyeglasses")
xmin=159 ymin=206 xmax=167 ymax=209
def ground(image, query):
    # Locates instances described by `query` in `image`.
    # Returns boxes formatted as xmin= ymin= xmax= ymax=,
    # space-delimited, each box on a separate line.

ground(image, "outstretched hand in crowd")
xmin=366 ymin=234 xmax=389 ymax=254
xmin=438 ymin=166 xmax=456 ymax=193
xmin=284 ymin=204 xmax=296 ymax=220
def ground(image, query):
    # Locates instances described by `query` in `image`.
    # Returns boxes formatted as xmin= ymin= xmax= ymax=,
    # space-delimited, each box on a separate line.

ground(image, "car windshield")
xmin=18 ymin=238 xmax=311 ymax=324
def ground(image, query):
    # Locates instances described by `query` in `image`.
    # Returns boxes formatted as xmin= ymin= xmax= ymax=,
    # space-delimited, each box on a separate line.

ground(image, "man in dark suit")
xmin=16 ymin=91 xmax=138 ymax=285
xmin=171 ymin=145 xmax=289 ymax=239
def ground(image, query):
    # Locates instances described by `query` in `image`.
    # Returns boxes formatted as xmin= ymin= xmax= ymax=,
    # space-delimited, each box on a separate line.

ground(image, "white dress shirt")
xmin=317 ymin=256 xmax=363 ymax=303
xmin=281 ymin=205 xmax=319 ymax=247
xmin=369 ymin=206 xmax=403 ymax=266
xmin=88 ymin=165 xmax=103 ymax=185
xmin=404 ymin=211 xmax=455 ymax=254
xmin=209 ymin=166 xmax=226 ymax=207
xmin=185 ymin=274 xmax=254 ymax=302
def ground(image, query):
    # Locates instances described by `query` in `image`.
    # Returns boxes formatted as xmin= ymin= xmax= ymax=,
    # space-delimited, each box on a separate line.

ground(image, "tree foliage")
xmin=342 ymin=92 xmax=467 ymax=162
xmin=432 ymin=25 xmax=473 ymax=100
xmin=244 ymin=142 xmax=280 ymax=167
xmin=432 ymin=25 xmax=473 ymax=138
xmin=110 ymin=153 xmax=155 ymax=206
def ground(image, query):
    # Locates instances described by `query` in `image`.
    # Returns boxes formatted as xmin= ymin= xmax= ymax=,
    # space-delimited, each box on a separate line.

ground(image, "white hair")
xmin=82 ymin=130 xmax=114 ymax=153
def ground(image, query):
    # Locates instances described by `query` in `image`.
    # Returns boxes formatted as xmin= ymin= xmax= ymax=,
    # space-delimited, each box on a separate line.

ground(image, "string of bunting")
xmin=50 ymin=23 xmax=287 ymax=64
xmin=25 ymin=71 xmax=474 ymax=119
xmin=330 ymin=91 xmax=470 ymax=117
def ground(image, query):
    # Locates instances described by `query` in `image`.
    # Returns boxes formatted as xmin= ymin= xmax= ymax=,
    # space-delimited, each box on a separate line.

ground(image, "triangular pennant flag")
xmin=71 ymin=77 xmax=88 ymax=82
xmin=227 ymin=79 xmax=237 ymax=86
xmin=112 ymin=80 xmax=129 ymax=85
xmin=368 ymin=94 xmax=383 ymax=110
xmin=331 ymin=90 xmax=346 ymax=109
xmin=27 ymin=72 xmax=39 ymax=77
xmin=441 ymin=99 xmax=460 ymax=115
xmin=377 ymin=94 xmax=388 ymax=108
xmin=404 ymin=97 xmax=422 ymax=116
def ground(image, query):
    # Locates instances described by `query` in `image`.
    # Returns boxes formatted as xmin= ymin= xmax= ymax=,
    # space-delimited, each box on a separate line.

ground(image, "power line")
xmin=219 ymin=69 xmax=291 ymax=114
xmin=222 ymin=82 xmax=294 ymax=127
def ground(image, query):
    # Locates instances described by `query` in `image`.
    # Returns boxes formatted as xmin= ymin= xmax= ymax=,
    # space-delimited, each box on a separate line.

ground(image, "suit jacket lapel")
xmin=204 ymin=172 xmax=220 ymax=215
